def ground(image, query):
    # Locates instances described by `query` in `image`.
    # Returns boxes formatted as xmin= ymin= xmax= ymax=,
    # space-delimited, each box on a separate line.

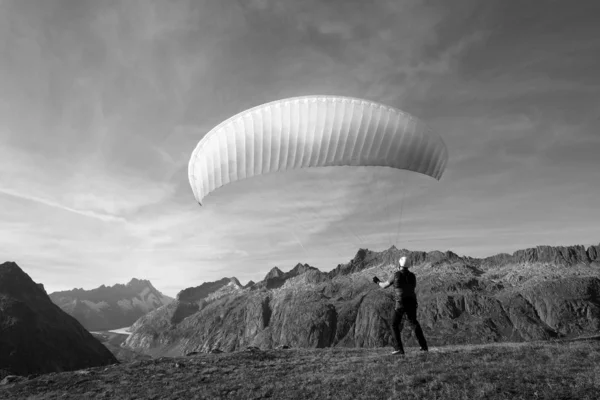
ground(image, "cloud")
xmin=0 ymin=141 xmax=177 ymax=219
xmin=0 ymin=188 xmax=125 ymax=223
xmin=0 ymin=0 xmax=598 ymax=296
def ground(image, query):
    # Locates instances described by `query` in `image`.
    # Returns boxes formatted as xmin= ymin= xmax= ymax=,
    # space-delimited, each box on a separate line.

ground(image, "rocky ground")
xmin=1 ymin=337 xmax=599 ymax=400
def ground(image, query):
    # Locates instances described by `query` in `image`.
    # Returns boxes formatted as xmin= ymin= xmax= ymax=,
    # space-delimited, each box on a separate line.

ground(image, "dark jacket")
xmin=388 ymin=269 xmax=417 ymax=307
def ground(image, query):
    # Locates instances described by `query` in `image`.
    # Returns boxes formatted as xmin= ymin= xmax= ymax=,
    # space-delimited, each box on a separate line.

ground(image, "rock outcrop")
xmin=0 ymin=262 xmax=118 ymax=376
xmin=129 ymin=277 xmax=248 ymax=342
xmin=482 ymin=244 xmax=599 ymax=267
xmin=254 ymin=263 xmax=320 ymax=290
xmin=123 ymin=243 xmax=600 ymax=357
xmin=49 ymin=279 xmax=173 ymax=331
xmin=587 ymin=244 xmax=600 ymax=263
xmin=176 ymin=278 xmax=233 ymax=303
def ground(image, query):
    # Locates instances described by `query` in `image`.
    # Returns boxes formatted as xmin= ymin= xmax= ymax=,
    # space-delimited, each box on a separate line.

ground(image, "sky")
xmin=1 ymin=0 xmax=599 ymax=297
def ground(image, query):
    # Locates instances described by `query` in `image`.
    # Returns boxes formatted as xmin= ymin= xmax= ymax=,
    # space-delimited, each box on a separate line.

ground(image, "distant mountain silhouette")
xmin=123 ymin=243 xmax=600 ymax=356
xmin=49 ymin=279 xmax=173 ymax=331
xmin=0 ymin=262 xmax=118 ymax=377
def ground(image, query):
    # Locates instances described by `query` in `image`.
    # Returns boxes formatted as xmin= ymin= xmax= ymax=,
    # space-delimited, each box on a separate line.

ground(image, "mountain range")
xmin=123 ymin=243 xmax=600 ymax=357
xmin=49 ymin=279 xmax=173 ymax=331
xmin=1 ymin=242 xmax=598 ymax=377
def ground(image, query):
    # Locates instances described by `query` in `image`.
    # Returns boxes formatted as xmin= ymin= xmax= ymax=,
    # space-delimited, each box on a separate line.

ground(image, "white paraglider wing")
xmin=188 ymin=96 xmax=448 ymax=205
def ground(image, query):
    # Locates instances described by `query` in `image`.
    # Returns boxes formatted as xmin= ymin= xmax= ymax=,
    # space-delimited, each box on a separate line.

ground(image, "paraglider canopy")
xmin=188 ymin=95 xmax=448 ymax=205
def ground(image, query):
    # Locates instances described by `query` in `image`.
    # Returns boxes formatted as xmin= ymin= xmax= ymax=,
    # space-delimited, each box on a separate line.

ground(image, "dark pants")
xmin=391 ymin=297 xmax=428 ymax=352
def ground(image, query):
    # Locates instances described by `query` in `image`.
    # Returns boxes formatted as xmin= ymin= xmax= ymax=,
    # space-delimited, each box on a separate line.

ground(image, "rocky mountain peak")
xmin=252 ymin=263 xmax=320 ymax=290
xmin=126 ymin=278 xmax=152 ymax=288
xmin=290 ymin=263 xmax=317 ymax=275
xmin=586 ymin=243 xmax=600 ymax=262
xmin=176 ymin=278 xmax=232 ymax=303
xmin=264 ymin=267 xmax=284 ymax=280
xmin=352 ymin=248 xmax=370 ymax=263
xmin=229 ymin=277 xmax=242 ymax=288
xmin=0 ymin=262 xmax=117 ymax=376
xmin=0 ymin=261 xmax=47 ymax=299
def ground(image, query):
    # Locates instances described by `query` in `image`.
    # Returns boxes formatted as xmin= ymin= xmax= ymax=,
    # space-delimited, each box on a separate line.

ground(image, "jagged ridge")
xmin=123 ymin=242 xmax=600 ymax=356
xmin=49 ymin=279 xmax=173 ymax=331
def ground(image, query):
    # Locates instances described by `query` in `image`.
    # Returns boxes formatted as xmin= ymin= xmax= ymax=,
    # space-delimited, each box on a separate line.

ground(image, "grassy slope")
xmin=2 ymin=339 xmax=599 ymax=399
